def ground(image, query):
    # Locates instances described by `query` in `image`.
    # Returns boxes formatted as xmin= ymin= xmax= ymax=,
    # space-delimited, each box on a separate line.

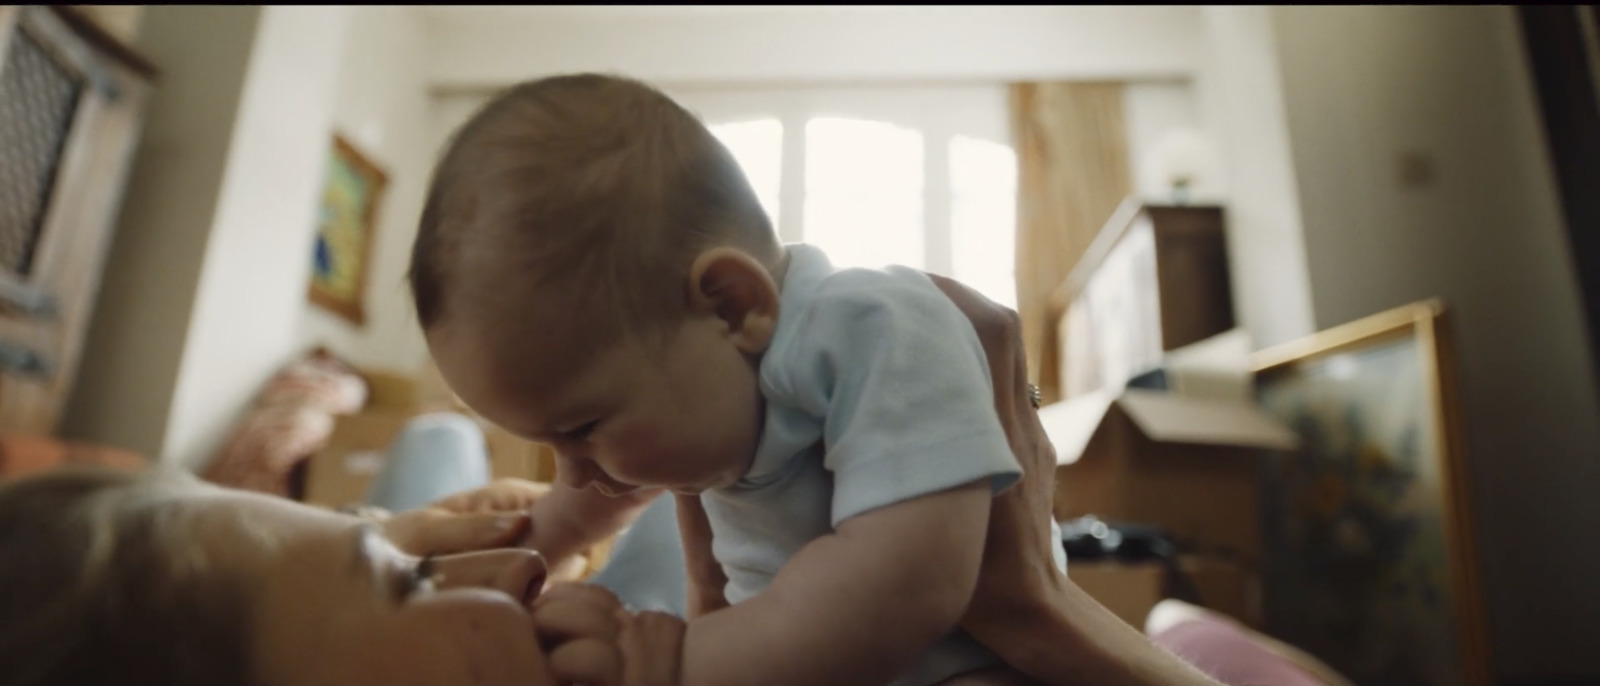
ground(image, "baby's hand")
xmin=532 ymin=582 xmax=686 ymax=686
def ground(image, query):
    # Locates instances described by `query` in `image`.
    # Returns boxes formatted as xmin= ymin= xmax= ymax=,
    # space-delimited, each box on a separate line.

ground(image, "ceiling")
xmin=417 ymin=5 xmax=946 ymax=22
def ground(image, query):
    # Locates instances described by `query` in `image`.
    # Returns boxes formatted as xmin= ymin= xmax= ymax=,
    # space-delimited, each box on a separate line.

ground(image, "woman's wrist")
xmin=979 ymin=582 xmax=1223 ymax=686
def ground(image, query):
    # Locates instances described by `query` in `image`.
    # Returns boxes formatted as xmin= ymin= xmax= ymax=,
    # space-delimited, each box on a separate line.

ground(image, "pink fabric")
xmin=202 ymin=351 xmax=367 ymax=497
xmin=1151 ymin=616 xmax=1330 ymax=686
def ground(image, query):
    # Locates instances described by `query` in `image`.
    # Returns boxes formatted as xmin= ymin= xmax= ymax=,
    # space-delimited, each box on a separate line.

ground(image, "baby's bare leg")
xmin=937 ymin=664 xmax=1049 ymax=686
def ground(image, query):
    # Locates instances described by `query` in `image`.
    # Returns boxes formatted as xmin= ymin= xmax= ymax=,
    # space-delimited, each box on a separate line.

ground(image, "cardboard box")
xmin=361 ymin=369 xmax=422 ymax=412
xmin=483 ymin=425 xmax=559 ymax=483
xmin=1070 ymin=555 xmax=1262 ymax=629
xmin=303 ymin=410 xmax=415 ymax=509
xmin=302 ymin=410 xmax=559 ymax=509
xmin=1042 ymin=388 xmax=1298 ymax=562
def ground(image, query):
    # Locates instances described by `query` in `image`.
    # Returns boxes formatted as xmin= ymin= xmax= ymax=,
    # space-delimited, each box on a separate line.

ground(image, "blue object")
xmin=364 ymin=413 xmax=491 ymax=512
xmin=364 ymin=412 xmax=689 ymax=616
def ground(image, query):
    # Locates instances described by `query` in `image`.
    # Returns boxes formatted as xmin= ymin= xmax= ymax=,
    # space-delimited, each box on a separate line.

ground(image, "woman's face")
xmin=188 ymin=488 xmax=555 ymax=686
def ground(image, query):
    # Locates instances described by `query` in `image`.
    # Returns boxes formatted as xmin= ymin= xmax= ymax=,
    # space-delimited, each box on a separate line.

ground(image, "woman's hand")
xmin=428 ymin=476 xmax=555 ymax=513
xmin=924 ymin=274 xmax=1068 ymax=623
xmin=532 ymin=582 xmax=686 ymax=686
xmin=382 ymin=505 xmax=531 ymax=557
xmin=928 ymin=273 xmax=1223 ymax=686
xmin=383 ymin=478 xmax=588 ymax=581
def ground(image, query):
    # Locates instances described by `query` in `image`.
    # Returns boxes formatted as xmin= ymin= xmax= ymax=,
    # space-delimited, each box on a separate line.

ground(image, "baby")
xmin=409 ymin=73 xmax=1067 ymax=686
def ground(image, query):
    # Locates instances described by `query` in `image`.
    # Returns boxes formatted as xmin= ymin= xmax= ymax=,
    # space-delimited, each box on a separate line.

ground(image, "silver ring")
xmin=1027 ymin=383 xmax=1041 ymax=409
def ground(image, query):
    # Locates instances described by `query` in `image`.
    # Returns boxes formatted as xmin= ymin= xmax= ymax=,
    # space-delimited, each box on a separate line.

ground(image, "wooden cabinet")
xmin=0 ymin=6 xmax=153 ymax=434
xmin=1051 ymin=198 xmax=1236 ymax=399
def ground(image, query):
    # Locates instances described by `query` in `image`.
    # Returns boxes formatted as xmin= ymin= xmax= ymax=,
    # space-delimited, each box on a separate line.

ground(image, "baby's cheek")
xmin=627 ymin=426 xmax=718 ymax=481
xmin=606 ymin=426 xmax=680 ymax=479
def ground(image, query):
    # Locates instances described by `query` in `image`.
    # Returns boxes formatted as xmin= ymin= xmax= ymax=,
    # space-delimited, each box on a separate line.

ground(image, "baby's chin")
xmin=592 ymin=481 xmax=645 ymax=498
xmin=666 ymin=471 xmax=742 ymax=496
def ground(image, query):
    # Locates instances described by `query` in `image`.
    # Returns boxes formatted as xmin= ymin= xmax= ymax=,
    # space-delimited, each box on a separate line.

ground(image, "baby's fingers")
xmin=619 ymin=610 xmax=686 ymax=686
xmin=533 ymin=596 xmax=621 ymax=647
xmin=548 ymin=638 xmax=623 ymax=686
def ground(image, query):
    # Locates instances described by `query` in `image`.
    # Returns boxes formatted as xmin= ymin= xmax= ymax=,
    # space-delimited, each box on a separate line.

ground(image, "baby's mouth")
xmin=521 ymin=561 xmax=548 ymax=607
xmin=591 ymin=473 xmax=643 ymax=497
xmin=593 ymin=481 xmax=640 ymax=497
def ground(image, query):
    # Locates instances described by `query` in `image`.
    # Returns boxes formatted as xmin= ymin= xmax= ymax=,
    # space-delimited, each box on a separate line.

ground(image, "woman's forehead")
xmin=189 ymin=490 xmax=358 ymax=564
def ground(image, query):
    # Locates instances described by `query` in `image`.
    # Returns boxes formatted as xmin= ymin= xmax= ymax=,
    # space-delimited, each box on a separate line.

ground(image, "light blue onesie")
xmin=700 ymin=243 xmax=1068 ymax=686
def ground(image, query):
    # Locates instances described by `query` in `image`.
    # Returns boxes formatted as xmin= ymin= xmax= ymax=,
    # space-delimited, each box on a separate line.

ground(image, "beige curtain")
xmin=1009 ymin=82 xmax=1132 ymax=404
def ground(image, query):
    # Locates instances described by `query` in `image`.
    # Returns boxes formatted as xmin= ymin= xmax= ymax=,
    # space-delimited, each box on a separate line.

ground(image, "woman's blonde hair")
xmin=0 ymin=466 xmax=253 ymax=686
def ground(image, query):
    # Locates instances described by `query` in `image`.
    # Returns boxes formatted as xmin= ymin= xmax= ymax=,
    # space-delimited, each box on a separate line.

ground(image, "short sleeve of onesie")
xmin=773 ymin=266 xmax=1022 ymax=526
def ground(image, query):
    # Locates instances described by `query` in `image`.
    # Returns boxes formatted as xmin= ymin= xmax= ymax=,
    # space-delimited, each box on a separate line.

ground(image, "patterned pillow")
xmin=202 ymin=350 xmax=368 ymax=497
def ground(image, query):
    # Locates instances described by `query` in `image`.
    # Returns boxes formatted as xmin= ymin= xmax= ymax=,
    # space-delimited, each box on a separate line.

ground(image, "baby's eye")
xmin=561 ymin=420 xmax=600 ymax=442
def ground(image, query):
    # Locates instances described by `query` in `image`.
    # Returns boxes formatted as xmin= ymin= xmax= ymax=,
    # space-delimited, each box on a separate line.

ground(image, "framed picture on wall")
xmin=1250 ymin=299 xmax=1489 ymax=686
xmin=308 ymin=133 xmax=387 ymax=326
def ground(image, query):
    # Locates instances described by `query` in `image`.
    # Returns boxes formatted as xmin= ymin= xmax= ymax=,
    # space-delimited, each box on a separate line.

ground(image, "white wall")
xmin=1192 ymin=6 xmax=1317 ymax=350
xmin=1124 ymin=80 xmax=1211 ymax=201
xmin=1272 ymin=6 xmax=1600 ymax=680
xmin=424 ymin=6 xmax=1204 ymax=90
xmin=62 ymin=5 xmax=263 ymax=461
xmin=160 ymin=6 xmax=354 ymax=469
xmin=297 ymin=6 xmax=434 ymax=376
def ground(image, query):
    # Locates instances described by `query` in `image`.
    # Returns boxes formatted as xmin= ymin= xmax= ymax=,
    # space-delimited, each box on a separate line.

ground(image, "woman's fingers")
xmin=383 ymin=509 xmax=530 ymax=556
xmin=429 ymin=477 xmax=553 ymax=514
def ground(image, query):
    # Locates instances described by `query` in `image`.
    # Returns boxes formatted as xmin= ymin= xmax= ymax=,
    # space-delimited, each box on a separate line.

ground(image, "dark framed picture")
xmin=1251 ymin=299 xmax=1489 ymax=686
xmin=308 ymin=133 xmax=387 ymax=326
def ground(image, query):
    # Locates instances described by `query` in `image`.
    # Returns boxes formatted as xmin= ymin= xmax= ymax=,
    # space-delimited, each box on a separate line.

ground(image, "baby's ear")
xmin=686 ymin=248 xmax=780 ymax=354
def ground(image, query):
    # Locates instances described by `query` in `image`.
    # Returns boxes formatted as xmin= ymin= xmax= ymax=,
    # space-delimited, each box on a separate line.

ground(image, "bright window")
xmin=689 ymin=88 xmax=1017 ymax=309
xmin=707 ymin=119 xmax=783 ymax=224
xmin=949 ymin=135 xmax=1018 ymax=308
xmin=803 ymin=117 xmax=925 ymax=270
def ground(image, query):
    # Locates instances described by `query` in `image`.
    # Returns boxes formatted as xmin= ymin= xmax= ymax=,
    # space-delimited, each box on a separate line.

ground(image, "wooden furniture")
xmin=1049 ymin=197 xmax=1236 ymax=400
xmin=0 ymin=6 xmax=154 ymax=434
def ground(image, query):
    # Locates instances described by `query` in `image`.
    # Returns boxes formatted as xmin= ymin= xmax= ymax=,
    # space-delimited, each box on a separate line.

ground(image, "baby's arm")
xmin=678 ymin=478 xmax=991 ymax=686
xmin=675 ymin=493 xmax=731 ymax=617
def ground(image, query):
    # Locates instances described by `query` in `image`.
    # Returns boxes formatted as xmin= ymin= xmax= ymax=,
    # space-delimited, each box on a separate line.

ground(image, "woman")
xmin=0 ymin=466 xmax=681 ymax=686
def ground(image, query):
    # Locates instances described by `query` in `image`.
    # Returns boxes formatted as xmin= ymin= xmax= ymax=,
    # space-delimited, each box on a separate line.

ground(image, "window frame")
xmin=673 ymin=85 xmax=1014 ymax=295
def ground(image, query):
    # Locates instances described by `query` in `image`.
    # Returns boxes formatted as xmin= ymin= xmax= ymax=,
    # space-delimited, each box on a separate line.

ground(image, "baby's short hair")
xmin=409 ymin=73 xmax=780 ymax=344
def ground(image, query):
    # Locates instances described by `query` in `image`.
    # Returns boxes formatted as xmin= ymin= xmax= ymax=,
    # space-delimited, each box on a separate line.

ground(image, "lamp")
xmin=1148 ymin=128 xmax=1218 ymax=206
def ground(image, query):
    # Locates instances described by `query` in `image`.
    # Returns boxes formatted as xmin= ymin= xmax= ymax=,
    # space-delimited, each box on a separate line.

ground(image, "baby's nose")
xmin=553 ymin=452 xmax=598 ymax=489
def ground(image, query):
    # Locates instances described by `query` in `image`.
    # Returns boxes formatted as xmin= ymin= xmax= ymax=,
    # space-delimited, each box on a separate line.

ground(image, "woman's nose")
xmin=431 ymin=549 xmax=548 ymax=606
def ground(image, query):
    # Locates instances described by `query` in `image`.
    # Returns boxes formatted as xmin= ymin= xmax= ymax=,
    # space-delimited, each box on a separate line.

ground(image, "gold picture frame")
xmin=1250 ymin=299 xmax=1489 ymax=686
xmin=308 ymin=133 xmax=388 ymax=326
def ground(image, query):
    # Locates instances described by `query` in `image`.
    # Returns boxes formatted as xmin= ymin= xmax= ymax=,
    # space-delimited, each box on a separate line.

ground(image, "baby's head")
xmin=410 ymin=73 xmax=785 ymax=495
